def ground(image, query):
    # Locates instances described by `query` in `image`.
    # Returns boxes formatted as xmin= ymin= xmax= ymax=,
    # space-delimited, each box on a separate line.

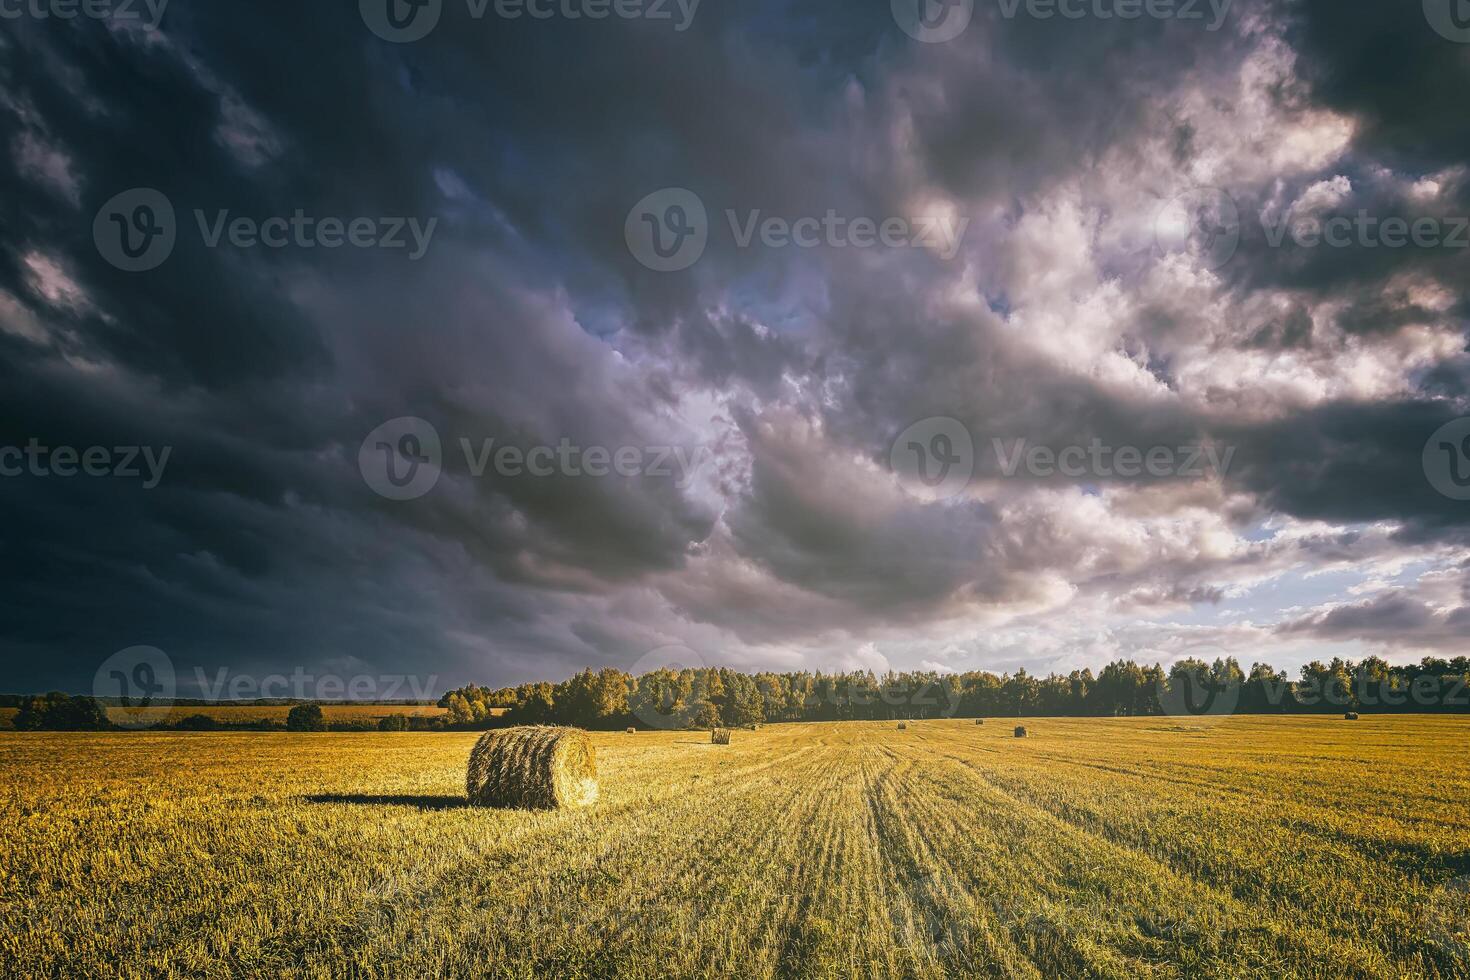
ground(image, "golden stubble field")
xmin=2 ymin=717 xmax=1468 ymax=979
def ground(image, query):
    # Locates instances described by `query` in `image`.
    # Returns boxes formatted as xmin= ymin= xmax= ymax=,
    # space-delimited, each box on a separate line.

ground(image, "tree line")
xmin=8 ymin=654 xmax=1466 ymax=731
xmin=440 ymin=654 xmax=1470 ymax=731
xmin=5 ymin=694 xmax=414 ymax=732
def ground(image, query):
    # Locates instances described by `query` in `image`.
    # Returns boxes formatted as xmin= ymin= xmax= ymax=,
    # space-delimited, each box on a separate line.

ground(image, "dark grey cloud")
xmin=1 ymin=0 xmax=1466 ymax=693
xmin=1288 ymin=0 xmax=1470 ymax=167
xmin=1277 ymin=575 xmax=1470 ymax=652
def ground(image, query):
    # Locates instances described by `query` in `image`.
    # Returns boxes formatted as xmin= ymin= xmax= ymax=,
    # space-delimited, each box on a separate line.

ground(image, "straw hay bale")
xmin=466 ymin=726 xmax=598 ymax=810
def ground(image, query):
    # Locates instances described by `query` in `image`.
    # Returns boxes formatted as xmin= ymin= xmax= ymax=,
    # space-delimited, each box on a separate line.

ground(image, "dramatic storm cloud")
xmin=1 ymin=0 xmax=1466 ymax=695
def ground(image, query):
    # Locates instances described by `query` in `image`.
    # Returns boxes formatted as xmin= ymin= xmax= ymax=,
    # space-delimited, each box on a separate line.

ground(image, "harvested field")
xmin=2 ymin=716 xmax=1468 ymax=978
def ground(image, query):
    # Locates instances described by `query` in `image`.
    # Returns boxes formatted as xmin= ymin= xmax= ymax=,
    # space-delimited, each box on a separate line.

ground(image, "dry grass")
xmin=3 ymin=716 xmax=1469 ymax=978
xmin=466 ymin=726 xmax=598 ymax=810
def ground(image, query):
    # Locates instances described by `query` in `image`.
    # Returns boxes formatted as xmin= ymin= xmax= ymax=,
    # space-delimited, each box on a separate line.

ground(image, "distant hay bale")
xmin=626 ymin=726 xmax=637 ymax=734
xmin=1014 ymin=726 xmax=1027 ymax=738
xmin=1344 ymin=712 xmax=1359 ymax=720
xmin=897 ymin=722 xmax=908 ymax=730
xmin=975 ymin=719 xmax=985 ymax=725
xmin=711 ymin=729 xmax=731 ymax=745
xmin=465 ymin=726 xmax=598 ymax=810
xmin=746 ymin=723 xmax=760 ymax=731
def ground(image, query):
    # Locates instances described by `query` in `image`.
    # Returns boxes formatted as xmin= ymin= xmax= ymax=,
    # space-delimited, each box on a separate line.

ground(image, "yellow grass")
xmin=2 ymin=716 xmax=1467 ymax=978
xmin=466 ymin=726 xmax=599 ymax=810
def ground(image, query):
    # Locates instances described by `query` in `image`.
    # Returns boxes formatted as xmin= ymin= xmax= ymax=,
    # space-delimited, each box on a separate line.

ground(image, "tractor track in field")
xmin=920 ymin=745 xmax=1397 ymax=979
xmin=9 ymin=721 xmax=1470 ymax=979
xmin=862 ymin=746 xmax=1055 ymax=979
xmin=1016 ymin=748 xmax=1470 ymax=830
xmin=304 ymin=743 xmax=820 ymax=973
xmin=922 ymin=729 xmax=1470 ymax=871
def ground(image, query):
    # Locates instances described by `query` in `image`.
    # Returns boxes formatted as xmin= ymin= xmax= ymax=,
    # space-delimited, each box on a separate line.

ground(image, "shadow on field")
xmin=304 ymin=793 xmax=469 ymax=811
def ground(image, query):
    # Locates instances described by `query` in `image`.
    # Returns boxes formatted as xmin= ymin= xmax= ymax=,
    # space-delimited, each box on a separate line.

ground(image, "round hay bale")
xmin=466 ymin=726 xmax=598 ymax=810
xmin=1014 ymin=726 xmax=1027 ymax=738
xmin=746 ymin=723 xmax=760 ymax=731
xmin=711 ymin=728 xmax=732 ymax=745
xmin=626 ymin=726 xmax=637 ymax=734
xmin=975 ymin=719 xmax=985 ymax=725
xmin=897 ymin=722 xmax=908 ymax=730
xmin=1344 ymin=711 xmax=1359 ymax=720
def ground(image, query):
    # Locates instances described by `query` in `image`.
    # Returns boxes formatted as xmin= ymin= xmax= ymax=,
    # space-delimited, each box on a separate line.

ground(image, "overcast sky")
xmin=2 ymin=0 xmax=1468 ymax=697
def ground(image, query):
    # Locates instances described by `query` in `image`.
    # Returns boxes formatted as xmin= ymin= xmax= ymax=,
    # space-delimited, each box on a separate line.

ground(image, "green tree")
xmin=286 ymin=703 xmax=325 ymax=732
xmin=443 ymin=693 xmax=476 ymax=725
xmin=1002 ymin=670 xmax=1041 ymax=716
xmin=723 ymin=674 xmax=765 ymax=727
xmin=510 ymin=683 xmax=556 ymax=724
xmin=685 ymin=699 xmax=721 ymax=729
xmin=14 ymin=693 xmax=109 ymax=731
xmin=1242 ymin=662 xmax=1290 ymax=713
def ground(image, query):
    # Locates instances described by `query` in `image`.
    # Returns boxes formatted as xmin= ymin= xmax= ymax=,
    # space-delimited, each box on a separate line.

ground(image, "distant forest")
xmin=8 ymin=654 xmax=1467 ymax=732
xmin=440 ymin=655 xmax=1470 ymax=731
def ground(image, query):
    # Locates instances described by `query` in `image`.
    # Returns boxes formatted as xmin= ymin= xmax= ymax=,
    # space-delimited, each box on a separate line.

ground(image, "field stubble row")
xmin=1 ymin=716 xmax=1467 ymax=978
